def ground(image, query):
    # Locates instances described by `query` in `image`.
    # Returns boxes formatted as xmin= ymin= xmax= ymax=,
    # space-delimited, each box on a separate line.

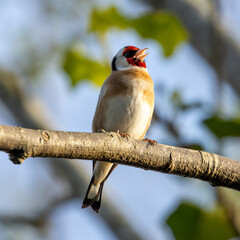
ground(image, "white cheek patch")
xmin=115 ymin=57 xmax=130 ymax=70
xmin=115 ymin=57 xmax=149 ymax=72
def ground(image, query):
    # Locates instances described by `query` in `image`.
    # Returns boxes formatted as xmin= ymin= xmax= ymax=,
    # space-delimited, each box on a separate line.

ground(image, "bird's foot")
xmin=97 ymin=129 xmax=114 ymax=137
xmin=116 ymin=130 xmax=130 ymax=139
xmin=97 ymin=129 xmax=106 ymax=133
xmin=143 ymin=138 xmax=157 ymax=145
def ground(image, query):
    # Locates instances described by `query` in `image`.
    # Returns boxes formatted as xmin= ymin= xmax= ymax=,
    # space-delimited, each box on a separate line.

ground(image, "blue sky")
xmin=0 ymin=0 xmax=239 ymax=239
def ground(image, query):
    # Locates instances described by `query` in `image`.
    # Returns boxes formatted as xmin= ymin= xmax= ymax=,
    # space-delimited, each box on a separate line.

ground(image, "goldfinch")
xmin=82 ymin=46 xmax=154 ymax=212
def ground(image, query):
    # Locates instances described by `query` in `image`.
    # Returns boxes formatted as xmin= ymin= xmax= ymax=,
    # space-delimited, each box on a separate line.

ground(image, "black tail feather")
xmin=82 ymin=164 xmax=117 ymax=212
xmin=82 ymin=176 xmax=96 ymax=209
xmin=91 ymin=182 xmax=104 ymax=213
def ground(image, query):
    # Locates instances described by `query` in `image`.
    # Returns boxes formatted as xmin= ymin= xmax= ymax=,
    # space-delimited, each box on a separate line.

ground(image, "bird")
xmin=82 ymin=46 xmax=154 ymax=212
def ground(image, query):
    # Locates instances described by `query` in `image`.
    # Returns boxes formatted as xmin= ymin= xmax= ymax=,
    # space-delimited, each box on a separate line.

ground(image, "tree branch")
xmin=0 ymin=124 xmax=239 ymax=191
xmin=0 ymin=72 xmax=147 ymax=240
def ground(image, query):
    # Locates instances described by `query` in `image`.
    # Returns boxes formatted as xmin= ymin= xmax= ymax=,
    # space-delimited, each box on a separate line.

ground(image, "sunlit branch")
xmin=0 ymin=124 xmax=239 ymax=191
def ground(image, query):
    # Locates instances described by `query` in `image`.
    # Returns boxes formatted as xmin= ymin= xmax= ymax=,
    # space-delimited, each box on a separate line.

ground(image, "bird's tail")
xmin=82 ymin=176 xmax=104 ymax=213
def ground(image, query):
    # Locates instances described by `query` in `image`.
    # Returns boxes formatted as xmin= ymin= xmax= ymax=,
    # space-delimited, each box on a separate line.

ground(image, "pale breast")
xmin=103 ymin=91 xmax=152 ymax=138
xmin=92 ymin=69 xmax=154 ymax=139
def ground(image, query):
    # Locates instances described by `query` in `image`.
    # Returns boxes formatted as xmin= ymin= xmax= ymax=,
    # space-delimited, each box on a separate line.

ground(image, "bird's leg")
xmin=97 ymin=129 xmax=114 ymax=137
xmin=97 ymin=129 xmax=106 ymax=133
xmin=143 ymin=138 xmax=157 ymax=145
xmin=116 ymin=130 xmax=130 ymax=139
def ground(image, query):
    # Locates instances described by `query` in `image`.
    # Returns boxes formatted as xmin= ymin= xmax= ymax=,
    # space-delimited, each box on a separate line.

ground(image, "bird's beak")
xmin=134 ymin=48 xmax=149 ymax=62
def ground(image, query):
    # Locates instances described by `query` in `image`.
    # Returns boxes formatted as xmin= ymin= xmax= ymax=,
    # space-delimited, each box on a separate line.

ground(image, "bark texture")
xmin=0 ymin=124 xmax=239 ymax=191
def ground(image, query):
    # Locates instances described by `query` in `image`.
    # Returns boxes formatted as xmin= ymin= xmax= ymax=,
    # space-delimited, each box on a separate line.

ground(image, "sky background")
xmin=0 ymin=0 xmax=239 ymax=239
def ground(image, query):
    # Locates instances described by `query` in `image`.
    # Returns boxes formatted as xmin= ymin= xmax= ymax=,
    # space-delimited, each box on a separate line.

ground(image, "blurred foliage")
xmin=63 ymin=50 xmax=110 ymax=87
xmin=204 ymin=115 xmax=240 ymax=138
xmin=90 ymin=7 xmax=188 ymax=56
xmin=183 ymin=143 xmax=204 ymax=151
xmin=218 ymin=188 xmax=240 ymax=234
xmin=164 ymin=89 xmax=240 ymax=239
xmin=58 ymin=5 xmax=240 ymax=240
xmin=171 ymin=91 xmax=203 ymax=112
xmin=63 ymin=7 xmax=188 ymax=87
xmin=167 ymin=202 xmax=236 ymax=240
xmin=0 ymin=0 xmax=239 ymax=239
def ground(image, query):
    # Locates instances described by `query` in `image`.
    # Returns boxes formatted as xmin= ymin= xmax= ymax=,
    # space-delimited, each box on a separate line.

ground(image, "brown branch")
xmin=0 ymin=124 xmax=239 ymax=191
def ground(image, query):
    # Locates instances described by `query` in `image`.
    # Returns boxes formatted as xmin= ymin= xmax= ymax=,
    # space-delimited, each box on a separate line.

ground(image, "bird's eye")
xmin=124 ymin=50 xmax=137 ymax=58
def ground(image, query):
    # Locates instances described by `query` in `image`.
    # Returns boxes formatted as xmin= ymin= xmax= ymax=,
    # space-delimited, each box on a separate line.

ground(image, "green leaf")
xmin=131 ymin=12 xmax=188 ymax=56
xmin=171 ymin=91 xmax=183 ymax=108
xmin=183 ymin=143 xmax=204 ymax=151
xmin=171 ymin=90 xmax=203 ymax=111
xmin=89 ymin=7 xmax=129 ymax=34
xmin=89 ymin=7 xmax=188 ymax=56
xmin=203 ymin=115 xmax=240 ymax=138
xmin=166 ymin=202 xmax=236 ymax=240
xmin=62 ymin=50 xmax=110 ymax=87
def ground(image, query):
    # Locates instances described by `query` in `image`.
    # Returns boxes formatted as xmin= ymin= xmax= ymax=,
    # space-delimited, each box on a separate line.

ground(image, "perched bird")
xmin=82 ymin=46 xmax=154 ymax=212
